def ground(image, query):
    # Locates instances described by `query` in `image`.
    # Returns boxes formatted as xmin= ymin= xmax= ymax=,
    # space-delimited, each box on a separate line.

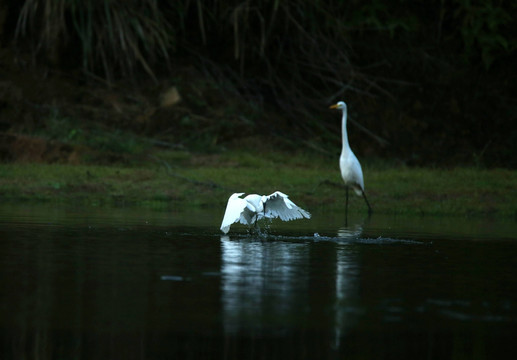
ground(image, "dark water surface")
xmin=1 ymin=204 xmax=516 ymax=359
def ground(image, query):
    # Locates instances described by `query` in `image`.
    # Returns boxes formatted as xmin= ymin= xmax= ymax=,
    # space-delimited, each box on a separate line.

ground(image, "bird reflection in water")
xmin=219 ymin=221 xmax=363 ymax=350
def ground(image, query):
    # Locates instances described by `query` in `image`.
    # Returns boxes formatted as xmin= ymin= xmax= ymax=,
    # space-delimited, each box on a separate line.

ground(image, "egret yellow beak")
xmin=329 ymin=104 xmax=339 ymax=109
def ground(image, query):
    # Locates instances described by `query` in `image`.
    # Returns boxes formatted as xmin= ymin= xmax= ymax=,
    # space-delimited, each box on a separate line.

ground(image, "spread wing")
xmin=238 ymin=206 xmax=257 ymax=226
xmin=220 ymin=193 xmax=248 ymax=234
xmin=263 ymin=191 xmax=311 ymax=221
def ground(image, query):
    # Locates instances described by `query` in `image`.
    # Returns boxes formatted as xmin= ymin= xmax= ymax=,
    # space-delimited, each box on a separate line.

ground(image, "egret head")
xmin=329 ymin=101 xmax=347 ymax=110
xmin=230 ymin=192 xmax=245 ymax=199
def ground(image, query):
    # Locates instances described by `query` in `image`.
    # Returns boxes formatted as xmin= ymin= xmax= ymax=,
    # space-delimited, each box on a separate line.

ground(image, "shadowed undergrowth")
xmin=4 ymin=0 xmax=516 ymax=167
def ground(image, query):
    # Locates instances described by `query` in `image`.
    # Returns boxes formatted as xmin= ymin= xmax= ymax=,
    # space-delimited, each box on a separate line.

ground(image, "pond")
xmin=1 ymin=203 xmax=516 ymax=359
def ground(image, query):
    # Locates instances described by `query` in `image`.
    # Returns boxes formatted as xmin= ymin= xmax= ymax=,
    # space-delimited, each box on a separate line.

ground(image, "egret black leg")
xmin=248 ymin=214 xmax=258 ymax=234
xmin=362 ymin=190 xmax=373 ymax=215
xmin=250 ymin=219 xmax=259 ymax=234
xmin=345 ymin=186 xmax=349 ymax=222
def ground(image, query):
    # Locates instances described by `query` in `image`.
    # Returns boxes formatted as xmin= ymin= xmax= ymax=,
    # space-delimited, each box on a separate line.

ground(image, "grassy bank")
xmin=1 ymin=151 xmax=516 ymax=217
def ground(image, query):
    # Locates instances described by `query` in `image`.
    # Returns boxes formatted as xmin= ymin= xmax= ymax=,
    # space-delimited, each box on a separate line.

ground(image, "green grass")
xmin=1 ymin=151 xmax=516 ymax=217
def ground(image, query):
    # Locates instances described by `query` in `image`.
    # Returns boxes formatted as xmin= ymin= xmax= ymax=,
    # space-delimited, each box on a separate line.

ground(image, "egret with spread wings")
xmin=220 ymin=191 xmax=311 ymax=234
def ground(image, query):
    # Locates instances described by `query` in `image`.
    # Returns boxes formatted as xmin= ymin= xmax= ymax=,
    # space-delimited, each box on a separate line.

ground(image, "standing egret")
xmin=330 ymin=101 xmax=372 ymax=214
xmin=220 ymin=191 xmax=311 ymax=234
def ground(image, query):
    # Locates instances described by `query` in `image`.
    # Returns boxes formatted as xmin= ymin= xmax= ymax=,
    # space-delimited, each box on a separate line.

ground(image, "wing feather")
xmin=263 ymin=191 xmax=311 ymax=221
xmin=220 ymin=193 xmax=247 ymax=234
xmin=238 ymin=207 xmax=256 ymax=226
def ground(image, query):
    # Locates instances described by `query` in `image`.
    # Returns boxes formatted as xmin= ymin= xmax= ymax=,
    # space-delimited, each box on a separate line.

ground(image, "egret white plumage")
xmin=220 ymin=191 xmax=311 ymax=234
xmin=330 ymin=101 xmax=372 ymax=214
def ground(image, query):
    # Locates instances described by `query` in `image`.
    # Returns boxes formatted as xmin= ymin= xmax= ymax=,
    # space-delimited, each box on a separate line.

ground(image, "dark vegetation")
xmin=0 ymin=0 xmax=516 ymax=167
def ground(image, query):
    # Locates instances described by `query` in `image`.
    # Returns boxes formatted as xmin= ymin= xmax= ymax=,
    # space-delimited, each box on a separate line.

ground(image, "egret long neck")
xmin=341 ymin=109 xmax=351 ymax=154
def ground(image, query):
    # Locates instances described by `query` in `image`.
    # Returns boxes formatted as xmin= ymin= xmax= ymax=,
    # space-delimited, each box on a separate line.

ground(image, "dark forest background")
xmin=1 ymin=0 xmax=516 ymax=167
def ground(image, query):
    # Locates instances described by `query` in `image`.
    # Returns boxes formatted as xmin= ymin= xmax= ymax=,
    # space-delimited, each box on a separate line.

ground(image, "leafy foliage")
xmin=6 ymin=0 xmax=517 ymax=167
xmin=454 ymin=0 xmax=515 ymax=68
xmin=15 ymin=0 xmax=174 ymax=82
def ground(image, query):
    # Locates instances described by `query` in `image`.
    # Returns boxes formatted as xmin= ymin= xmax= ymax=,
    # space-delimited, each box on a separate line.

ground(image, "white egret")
xmin=329 ymin=101 xmax=372 ymax=214
xmin=220 ymin=191 xmax=311 ymax=234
